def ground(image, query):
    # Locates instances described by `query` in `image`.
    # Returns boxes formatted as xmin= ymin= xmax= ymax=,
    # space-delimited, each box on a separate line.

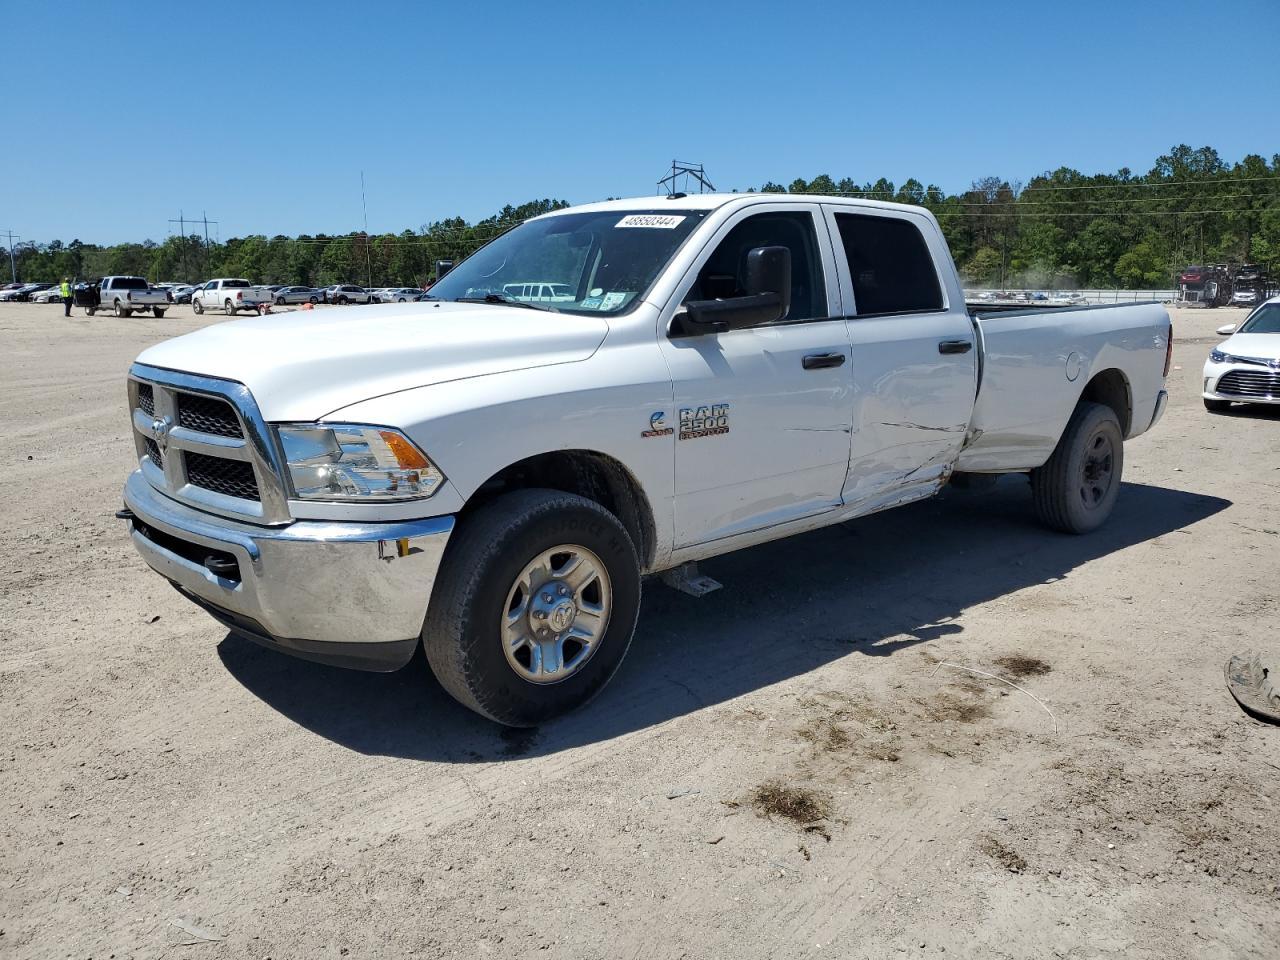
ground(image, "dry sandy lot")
xmin=2 ymin=301 xmax=1278 ymax=959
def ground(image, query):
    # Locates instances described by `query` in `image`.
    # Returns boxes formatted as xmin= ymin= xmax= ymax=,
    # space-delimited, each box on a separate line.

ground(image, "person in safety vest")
xmin=60 ymin=277 xmax=72 ymax=317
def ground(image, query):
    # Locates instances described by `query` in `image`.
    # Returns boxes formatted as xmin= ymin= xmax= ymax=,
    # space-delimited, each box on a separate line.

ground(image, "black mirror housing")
xmin=744 ymin=245 xmax=791 ymax=316
xmin=679 ymin=245 xmax=792 ymax=334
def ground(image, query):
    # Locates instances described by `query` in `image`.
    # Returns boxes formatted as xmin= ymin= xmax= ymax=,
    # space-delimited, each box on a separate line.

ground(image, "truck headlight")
xmin=276 ymin=424 xmax=444 ymax=501
xmin=1209 ymin=349 xmax=1230 ymax=363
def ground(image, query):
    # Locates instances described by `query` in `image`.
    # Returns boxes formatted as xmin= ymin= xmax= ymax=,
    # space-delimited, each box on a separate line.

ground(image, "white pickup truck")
xmin=90 ymin=276 xmax=173 ymax=317
xmin=119 ymin=193 xmax=1171 ymax=726
xmin=192 ymin=278 xmax=274 ymax=316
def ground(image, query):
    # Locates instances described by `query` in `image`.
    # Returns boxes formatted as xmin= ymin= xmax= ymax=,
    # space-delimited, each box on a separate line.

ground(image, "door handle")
xmin=802 ymin=352 xmax=847 ymax=370
xmin=938 ymin=339 xmax=973 ymax=355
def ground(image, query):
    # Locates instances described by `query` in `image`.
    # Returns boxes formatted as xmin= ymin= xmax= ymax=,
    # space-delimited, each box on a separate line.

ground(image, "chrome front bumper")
xmin=122 ymin=470 xmax=454 ymax=670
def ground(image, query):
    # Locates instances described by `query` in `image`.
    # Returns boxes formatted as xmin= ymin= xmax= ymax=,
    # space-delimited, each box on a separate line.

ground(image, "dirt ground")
xmin=2 ymin=300 xmax=1278 ymax=959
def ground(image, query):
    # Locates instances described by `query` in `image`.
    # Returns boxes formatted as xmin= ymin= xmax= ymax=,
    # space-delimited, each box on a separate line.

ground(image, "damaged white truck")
xmin=119 ymin=194 xmax=1172 ymax=726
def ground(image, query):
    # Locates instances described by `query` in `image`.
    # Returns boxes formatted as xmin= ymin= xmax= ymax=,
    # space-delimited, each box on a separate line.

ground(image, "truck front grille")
xmin=128 ymin=366 xmax=291 ymax=524
xmin=144 ymin=437 xmax=164 ymax=469
xmin=185 ymin=452 xmax=260 ymax=500
xmin=177 ymin=393 xmax=243 ymax=438
xmin=1217 ymin=370 xmax=1280 ymax=400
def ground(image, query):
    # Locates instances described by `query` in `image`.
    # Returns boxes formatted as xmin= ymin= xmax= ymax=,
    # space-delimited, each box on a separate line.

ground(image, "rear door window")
xmin=833 ymin=213 xmax=943 ymax=316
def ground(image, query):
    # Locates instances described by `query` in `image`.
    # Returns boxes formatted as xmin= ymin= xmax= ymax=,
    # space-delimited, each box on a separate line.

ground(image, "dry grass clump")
xmin=993 ymin=655 xmax=1052 ymax=678
xmin=750 ymin=780 xmax=831 ymax=824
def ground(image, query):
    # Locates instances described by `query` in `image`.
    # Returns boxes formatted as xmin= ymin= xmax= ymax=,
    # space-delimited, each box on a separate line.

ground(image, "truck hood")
xmin=135 ymin=301 xmax=609 ymax=420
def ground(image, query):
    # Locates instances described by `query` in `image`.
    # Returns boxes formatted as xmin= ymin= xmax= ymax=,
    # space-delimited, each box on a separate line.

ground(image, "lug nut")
xmin=558 ymin=585 xmax=569 ymax=596
xmin=541 ymin=593 xmax=553 ymax=602
xmin=533 ymin=610 xmax=546 ymax=619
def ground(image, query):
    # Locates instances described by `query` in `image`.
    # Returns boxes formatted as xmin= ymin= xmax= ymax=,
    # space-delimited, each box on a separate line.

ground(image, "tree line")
xmin=6 ymin=145 xmax=1278 ymax=290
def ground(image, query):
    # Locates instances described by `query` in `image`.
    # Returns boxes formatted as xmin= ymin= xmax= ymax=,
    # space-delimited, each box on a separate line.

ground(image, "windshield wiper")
xmin=454 ymin=293 xmax=558 ymax=312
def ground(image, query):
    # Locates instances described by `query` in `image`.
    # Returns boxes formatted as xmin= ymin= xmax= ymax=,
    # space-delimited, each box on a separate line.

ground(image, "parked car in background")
xmin=323 ymin=284 xmax=372 ymax=305
xmin=33 ymin=285 xmax=65 ymax=303
xmin=168 ymin=284 xmax=196 ymax=304
xmin=192 ymin=278 xmax=274 ymax=316
xmin=373 ymin=287 xmax=425 ymax=303
xmin=1203 ymin=297 xmax=1280 ymax=412
xmin=275 ymin=286 xmax=321 ymax=305
xmin=0 ymin=283 xmax=45 ymax=301
xmin=1050 ymin=291 xmax=1089 ymax=306
xmin=91 ymin=276 xmax=172 ymax=317
xmin=501 ymin=281 xmax=576 ymax=302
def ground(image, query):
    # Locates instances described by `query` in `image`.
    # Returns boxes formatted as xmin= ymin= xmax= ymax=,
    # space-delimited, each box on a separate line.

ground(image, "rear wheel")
xmin=1031 ymin=401 xmax=1124 ymax=534
xmin=275 ymin=296 xmax=286 ymax=306
xmin=224 ymin=299 xmax=236 ymax=316
xmin=423 ymin=489 xmax=641 ymax=727
xmin=1204 ymin=397 xmax=1232 ymax=412
xmin=337 ymin=295 xmax=349 ymax=305
xmin=86 ymin=307 xmax=95 ymax=316
xmin=113 ymin=300 xmax=126 ymax=317
xmin=153 ymin=308 xmax=166 ymax=318
xmin=309 ymin=295 xmax=319 ymax=304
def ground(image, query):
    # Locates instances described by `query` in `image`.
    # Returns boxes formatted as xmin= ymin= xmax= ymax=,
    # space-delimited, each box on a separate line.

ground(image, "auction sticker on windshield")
xmin=616 ymin=214 xmax=686 ymax=229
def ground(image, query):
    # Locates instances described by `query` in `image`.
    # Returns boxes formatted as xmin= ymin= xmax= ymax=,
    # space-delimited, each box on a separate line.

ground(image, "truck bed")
xmin=956 ymin=301 xmax=1170 ymax=473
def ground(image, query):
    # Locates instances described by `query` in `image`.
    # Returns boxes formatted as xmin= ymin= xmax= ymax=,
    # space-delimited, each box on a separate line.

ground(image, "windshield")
xmin=428 ymin=209 xmax=707 ymax=315
xmin=1239 ymin=303 xmax=1280 ymax=334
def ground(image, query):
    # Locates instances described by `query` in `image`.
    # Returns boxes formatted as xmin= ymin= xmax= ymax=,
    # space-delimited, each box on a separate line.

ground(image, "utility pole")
xmin=168 ymin=212 xmax=187 ymax=279
xmin=168 ymin=212 xmax=217 ymax=280
xmin=360 ymin=171 xmax=373 ymax=287
xmin=3 ymin=230 xmax=17 ymax=282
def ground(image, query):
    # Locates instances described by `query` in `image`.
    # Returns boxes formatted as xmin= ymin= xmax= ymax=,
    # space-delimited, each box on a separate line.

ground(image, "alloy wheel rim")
xmin=1079 ymin=429 xmax=1115 ymax=509
xmin=501 ymin=544 xmax=611 ymax=685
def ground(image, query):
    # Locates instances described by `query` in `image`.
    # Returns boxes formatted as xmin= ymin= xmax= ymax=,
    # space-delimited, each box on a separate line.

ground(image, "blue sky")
xmin=6 ymin=0 xmax=1278 ymax=245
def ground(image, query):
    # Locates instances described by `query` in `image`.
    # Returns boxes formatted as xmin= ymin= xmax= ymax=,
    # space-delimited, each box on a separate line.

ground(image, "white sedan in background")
xmin=1203 ymin=296 xmax=1280 ymax=411
xmin=373 ymin=287 xmax=425 ymax=303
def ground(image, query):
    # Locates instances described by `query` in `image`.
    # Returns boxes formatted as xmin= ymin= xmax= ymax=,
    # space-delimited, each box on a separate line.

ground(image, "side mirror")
xmin=680 ymin=246 xmax=792 ymax=334
xmin=1215 ymin=324 xmax=1236 ymax=336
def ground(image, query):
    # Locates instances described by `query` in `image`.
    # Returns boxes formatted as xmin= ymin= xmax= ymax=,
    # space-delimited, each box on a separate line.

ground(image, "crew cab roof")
xmin=533 ymin=193 xmax=935 ymax=219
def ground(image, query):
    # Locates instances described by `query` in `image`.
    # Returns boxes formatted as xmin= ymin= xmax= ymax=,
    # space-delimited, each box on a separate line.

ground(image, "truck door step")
xmin=659 ymin=562 xmax=723 ymax=598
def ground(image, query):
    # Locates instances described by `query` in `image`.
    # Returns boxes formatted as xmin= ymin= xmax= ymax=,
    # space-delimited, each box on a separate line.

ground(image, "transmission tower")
xmin=658 ymin=160 xmax=715 ymax=196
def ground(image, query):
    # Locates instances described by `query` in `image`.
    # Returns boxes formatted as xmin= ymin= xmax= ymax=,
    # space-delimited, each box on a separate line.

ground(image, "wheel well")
xmin=1079 ymin=368 xmax=1132 ymax=436
xmin=463 ymin=451 xmax=656 ymax=569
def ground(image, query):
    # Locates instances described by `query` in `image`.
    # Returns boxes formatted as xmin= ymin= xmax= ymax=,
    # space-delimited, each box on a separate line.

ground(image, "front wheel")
xmin=309 ymin=295 xmax=319 ymax=304
xmin=1031 ymin=401 xmax=1124 ymax=534
xmin=1204 ymin=398 xmax=1232 ymax=412
xmin=275 ymin=297 xmax=286 ymax=306
xmin=86 ymin=307 xmax=96 ymax=316
xmin=337 ymin=295 xmax=348 ymax=305
xmin=224 ymin=300 xmax=236 ymax=316
xmin=192 ymin=298 xmax=204 ymax=315
xmin=423 ymin=489 xmax=641 ymax=727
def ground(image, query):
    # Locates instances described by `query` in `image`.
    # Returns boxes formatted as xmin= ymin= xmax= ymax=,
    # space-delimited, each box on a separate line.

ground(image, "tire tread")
xmin=1031 ymin=401 xmax=1122 ymax=534
xmin=423 ymin=489 xmax=639 ymax=725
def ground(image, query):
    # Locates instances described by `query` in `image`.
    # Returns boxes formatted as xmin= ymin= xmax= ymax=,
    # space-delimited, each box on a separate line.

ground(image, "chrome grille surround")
xmin=127 ymin=363 xmax=291 ymax=525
